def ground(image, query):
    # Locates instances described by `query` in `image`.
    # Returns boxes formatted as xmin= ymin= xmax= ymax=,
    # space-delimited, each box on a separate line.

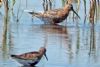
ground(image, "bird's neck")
xmin=64 ymin=5 xmax=70 ymax=12
xmin=39 ymin=51 xmax=44 ymax=56
xmin=63 ymin=7 xmax=70 ymax=16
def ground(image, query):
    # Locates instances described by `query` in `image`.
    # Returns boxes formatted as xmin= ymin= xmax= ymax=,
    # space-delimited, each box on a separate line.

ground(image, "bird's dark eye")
xmin=70 ymin=4 xmax=73 ymax=9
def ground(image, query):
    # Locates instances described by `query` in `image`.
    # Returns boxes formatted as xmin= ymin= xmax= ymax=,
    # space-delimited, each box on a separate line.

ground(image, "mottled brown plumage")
xmin=11 ymin=47 xmax=48 ymax=66
xmin=27 ymin=4 xmax=80 ymax=24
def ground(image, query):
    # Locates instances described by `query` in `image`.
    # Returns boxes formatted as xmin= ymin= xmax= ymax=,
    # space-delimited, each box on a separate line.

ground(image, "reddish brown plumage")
xmin=28 ymin=4 xmax=80 ymax=24
xmin=11 ymin=47 xmax=48 ymax=66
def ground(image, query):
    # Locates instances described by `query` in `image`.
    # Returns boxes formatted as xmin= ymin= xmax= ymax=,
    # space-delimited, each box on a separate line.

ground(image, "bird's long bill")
xmin=72 ymin=9 xmax=80 ymax=19
xmin=44 ymin=53 xmax=48 ymax=61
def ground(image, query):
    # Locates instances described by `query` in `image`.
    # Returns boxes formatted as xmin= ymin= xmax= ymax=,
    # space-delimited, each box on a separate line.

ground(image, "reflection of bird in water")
xmin=11 ymin=47 xmax=48 ymax=66
xmin=26 ymin=4 xmax=80 ymax=24
xmin=41 ymin=24 xmax=68 ymax=34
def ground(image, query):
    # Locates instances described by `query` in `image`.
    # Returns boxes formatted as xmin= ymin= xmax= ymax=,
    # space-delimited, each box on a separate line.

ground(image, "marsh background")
xmin=0 ymin=0 xmax=100 ymax=67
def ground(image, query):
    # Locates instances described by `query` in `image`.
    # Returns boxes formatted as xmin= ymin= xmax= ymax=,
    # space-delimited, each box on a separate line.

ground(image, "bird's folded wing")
xmin=16 ymin=52 xmax=39 ymax=60
xmin=44 ymin=9 xmax=63 ymax=18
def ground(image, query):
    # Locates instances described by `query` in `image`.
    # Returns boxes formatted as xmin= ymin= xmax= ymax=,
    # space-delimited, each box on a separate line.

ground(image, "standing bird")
xmin=26 ymin=4 xmax=80 ymax=24
xmin=11 ymin=47 xmax=48 ymax=66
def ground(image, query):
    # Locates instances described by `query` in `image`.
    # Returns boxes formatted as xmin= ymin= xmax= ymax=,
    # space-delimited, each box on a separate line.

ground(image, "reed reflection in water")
xmin=0 ymin=0 xmax=100 ymax=67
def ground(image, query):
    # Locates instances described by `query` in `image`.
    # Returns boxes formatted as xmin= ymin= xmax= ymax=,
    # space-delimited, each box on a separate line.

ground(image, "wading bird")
xmin=11 ymin=47 xmax=48 ymax=66
xmin=26 ymin=4 xmax=80 ymax=24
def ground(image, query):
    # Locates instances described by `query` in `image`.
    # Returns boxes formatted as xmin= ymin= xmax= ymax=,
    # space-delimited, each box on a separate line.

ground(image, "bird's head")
xmin=39 ymin=47 xmax=48 ymax=61
xmin=67 ymin=4 xmax=73 ymax=11
xmin=65 ymin=4 xmax=80 ymax=19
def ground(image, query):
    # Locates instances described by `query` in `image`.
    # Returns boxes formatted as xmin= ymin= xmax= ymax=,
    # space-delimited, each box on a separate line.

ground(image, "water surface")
xmin=0 ymin=0 xmax=100 ymax=67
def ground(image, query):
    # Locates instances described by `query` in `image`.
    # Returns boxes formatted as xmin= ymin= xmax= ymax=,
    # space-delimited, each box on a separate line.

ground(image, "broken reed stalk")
xmin=89 ymin=0 xmax=96 ymax=24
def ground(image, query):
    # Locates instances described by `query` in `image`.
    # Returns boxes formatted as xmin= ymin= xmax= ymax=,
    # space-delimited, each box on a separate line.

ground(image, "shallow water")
xmin=0 ymin=0 xmax=100 ymax=67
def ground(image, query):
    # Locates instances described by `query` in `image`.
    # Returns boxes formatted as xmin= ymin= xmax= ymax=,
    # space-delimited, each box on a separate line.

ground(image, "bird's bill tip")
xmin=11 ymin=55 xmax=15 ymax=57
xmin=44 ymin=53 xmax=48 ymax=61
xmin=72 ymin=9 xmax=80 ymax=19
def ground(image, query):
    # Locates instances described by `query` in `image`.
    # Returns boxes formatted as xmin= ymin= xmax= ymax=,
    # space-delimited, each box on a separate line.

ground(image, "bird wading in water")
xmin=26 ymin=4 xmax=80 ymax=24
xmin=11 ymin=47 xmax=48 ymax=66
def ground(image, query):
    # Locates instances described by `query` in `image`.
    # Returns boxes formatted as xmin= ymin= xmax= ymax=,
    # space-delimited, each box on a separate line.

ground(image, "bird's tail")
xmin=11 ymin=55 xmax=18 ymax=58
xmin=24 ymin=10 xmax=40 ymax=16
xmin=28 ymin=11 xmax=35 ymax=14
xmin=28 ymin=12 xmax=39 ymax=15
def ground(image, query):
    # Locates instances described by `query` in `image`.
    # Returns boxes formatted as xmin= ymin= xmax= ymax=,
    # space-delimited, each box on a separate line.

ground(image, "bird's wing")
xmin=20 ymin=52 xmax=39 ymax=60
xmin=11 ymin=51 xmax=39 ymax=60
xmin=42 ymin=8 xmax=63 ymax=19
xmin=25 ymin=8 xmax=63 ymax=19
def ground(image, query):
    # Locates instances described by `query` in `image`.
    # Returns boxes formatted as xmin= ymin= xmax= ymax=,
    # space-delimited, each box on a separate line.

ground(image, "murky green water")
xmin=0 ymin=0 xmax=100 ymax=67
